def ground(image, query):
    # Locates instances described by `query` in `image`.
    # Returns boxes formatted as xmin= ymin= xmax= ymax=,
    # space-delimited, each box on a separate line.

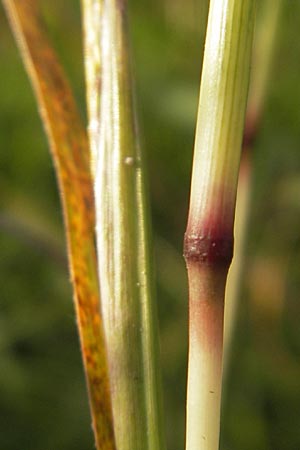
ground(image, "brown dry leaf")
xmin=2 ymin=1 xmax=115 ymax=448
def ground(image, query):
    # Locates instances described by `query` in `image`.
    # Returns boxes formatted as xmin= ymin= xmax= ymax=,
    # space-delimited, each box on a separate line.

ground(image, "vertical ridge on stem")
xmin=82 ymin=1 xmax=166 ymax=449
xmin=184 ymin=1 xmax=256 ymax=449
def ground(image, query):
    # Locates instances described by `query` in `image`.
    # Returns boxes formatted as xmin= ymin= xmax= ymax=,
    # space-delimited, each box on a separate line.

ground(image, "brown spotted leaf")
xmin=2 ymin=1 xmax=115 ymax=448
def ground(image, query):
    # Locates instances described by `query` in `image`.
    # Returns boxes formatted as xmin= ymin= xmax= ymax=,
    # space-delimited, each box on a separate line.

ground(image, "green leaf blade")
xmin=82 ymin=1 xmax=166 ymax=449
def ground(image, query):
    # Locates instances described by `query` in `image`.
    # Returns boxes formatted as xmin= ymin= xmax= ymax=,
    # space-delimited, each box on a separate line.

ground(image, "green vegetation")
xmin=1 ymin=1 xmax=300 ymax=450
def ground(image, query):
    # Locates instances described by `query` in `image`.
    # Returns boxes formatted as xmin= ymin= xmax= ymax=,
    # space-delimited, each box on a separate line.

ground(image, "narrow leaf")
xmin=82 ymin=1 xmax=166 ymax=449
xmin=2 ymin=1 xmax=115 ymax=448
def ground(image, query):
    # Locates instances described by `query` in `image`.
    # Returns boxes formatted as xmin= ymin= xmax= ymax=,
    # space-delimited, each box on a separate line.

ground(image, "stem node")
xmin=184 ymin=233 xmax=233 ymax=268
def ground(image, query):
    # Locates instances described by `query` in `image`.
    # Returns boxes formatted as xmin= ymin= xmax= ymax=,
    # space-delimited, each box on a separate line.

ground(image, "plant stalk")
xmin=82 ymin=1 xmax=165 ymax=449
xmin=184 ymin=1 xmax=256 ymax=449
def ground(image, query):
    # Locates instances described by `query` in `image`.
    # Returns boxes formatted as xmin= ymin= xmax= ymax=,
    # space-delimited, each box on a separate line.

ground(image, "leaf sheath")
xmin=82 ymin=1 xmax=165 ymax=449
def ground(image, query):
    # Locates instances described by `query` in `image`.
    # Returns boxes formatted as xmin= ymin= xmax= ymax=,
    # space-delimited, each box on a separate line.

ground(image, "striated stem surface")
xmin=82 ymin=1 xmax=165 ymax=449
xmin=184 ymin=1 xmax=256 ymax=449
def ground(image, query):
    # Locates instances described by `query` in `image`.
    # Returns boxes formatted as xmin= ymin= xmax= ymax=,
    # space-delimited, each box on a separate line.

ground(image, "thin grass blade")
xmin=2 ymin=1 xmax=115 ymax=448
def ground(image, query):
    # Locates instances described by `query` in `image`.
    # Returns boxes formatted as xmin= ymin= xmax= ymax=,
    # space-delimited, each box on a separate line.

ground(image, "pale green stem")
xmin=184 ymin=2 xmax=256 ymax=450
xmin=187 ymin=2 xmax=256 ymax=235
xmin=185 ymin=265 xmax=227 ymax=450
xmin=82 ymin=1 xmax=165 ymax=450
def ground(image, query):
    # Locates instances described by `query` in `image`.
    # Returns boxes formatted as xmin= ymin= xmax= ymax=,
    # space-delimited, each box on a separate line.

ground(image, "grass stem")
xmin=184 ymin=1 xmax=256 ymax=449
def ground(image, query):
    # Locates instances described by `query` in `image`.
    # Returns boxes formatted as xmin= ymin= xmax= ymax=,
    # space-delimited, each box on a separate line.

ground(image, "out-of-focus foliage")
xmin=1 ymin=1 xmax=300 ymax=449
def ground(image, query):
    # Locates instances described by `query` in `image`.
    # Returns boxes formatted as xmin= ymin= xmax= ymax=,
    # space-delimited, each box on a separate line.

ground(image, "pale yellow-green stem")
xmin=184 ymin=2 xmax=256 ymax=450
xmin=81 ymin=1 xmax=165 ymax=450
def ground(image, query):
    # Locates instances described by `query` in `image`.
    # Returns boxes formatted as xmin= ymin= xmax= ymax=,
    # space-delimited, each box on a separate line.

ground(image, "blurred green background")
xmin=1 ymin=1 xmax=300 ymax=449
